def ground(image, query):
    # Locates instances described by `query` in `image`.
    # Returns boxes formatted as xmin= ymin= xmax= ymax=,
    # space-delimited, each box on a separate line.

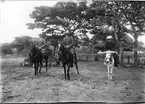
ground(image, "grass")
xmin=1 ymin=55 xmax=145 ymax=103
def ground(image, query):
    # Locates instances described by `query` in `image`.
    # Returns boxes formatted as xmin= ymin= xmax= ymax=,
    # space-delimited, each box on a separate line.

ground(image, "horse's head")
xmin=29 ymin=44 xmax=40 ymax=59
xmin=58 ymin=43 xmax=66 ymax=54
xmin=57 ymin=43 xmax=71 ymax=63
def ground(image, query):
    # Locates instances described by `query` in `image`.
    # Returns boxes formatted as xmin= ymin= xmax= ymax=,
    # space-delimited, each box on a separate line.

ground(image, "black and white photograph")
xmin=0 ymin=0 xmax=145 ymax=103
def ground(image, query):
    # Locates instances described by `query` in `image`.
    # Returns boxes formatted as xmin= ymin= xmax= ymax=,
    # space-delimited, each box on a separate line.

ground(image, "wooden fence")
xmin=77 ymin=54 xmax=102 ymax=61
xmin=77 ymin=53 xmax=145 ymax=66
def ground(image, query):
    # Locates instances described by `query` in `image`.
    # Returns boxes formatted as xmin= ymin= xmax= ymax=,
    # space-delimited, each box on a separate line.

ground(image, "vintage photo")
xmin=0 ymin=0 xmax=145 ymax=103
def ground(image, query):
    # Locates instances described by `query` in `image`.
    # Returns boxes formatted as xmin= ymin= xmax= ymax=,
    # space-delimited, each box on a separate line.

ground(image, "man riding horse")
xmin=39 ymin=40 xmax=53 ymax=71
xmin=39 ymin=40 xmax=51 ymax=52
xmin=61 ymin=31 xmax=76 ymax=67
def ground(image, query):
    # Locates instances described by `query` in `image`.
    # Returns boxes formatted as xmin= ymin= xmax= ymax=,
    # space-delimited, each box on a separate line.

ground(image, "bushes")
xmin=1 ymin=46 xmax=13 ymax=55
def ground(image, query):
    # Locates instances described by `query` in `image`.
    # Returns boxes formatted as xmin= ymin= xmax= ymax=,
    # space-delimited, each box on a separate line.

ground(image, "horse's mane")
xmin=30 ymin=45 xmax=41 ymax=56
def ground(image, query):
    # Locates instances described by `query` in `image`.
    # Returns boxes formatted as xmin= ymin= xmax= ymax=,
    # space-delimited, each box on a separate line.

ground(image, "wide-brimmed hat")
xmin=106 ymin=36 xmax=113 ymax=39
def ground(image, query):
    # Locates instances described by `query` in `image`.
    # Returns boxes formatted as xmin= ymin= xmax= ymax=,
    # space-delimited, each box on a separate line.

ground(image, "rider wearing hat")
xmin=39 ymin=39 xmax=51 ymax=54
xmin=62 ymin=31 xmax=76 ymax=67
xmin=104 ymin=36 xmax=115 ymax=51
xmin=104 ymin=35 xmax=119 ymax=67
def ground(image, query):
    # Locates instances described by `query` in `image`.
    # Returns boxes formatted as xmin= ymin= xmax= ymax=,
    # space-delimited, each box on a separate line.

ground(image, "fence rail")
xmin=77 ymin=53 xmax=145 ymax=66
xmin=77 ymin=54 xmax=98 ymax=61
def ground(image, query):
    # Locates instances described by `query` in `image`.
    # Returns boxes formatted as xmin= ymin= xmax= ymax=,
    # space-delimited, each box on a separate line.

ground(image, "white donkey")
xmin=98 ymin=50 xmax=118 ymax=80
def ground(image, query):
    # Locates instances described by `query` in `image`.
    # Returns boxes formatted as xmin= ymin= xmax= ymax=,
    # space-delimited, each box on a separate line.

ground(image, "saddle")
xmin=64 ymin=46 xmax=76 ymax=67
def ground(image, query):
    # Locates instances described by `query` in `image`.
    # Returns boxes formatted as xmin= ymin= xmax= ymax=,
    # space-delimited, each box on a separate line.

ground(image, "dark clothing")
xmin=63 ymin=35 xmax=74 ymax=45
xmin=105 ymin=39 xmax=119 ymax=67
xmin=112 ymin=53 xmax=119 ymax=67
xmin=62 ymin=35 xmax=76 ymax=67
xmin=104 ymin=39 xmax=115 ymax=51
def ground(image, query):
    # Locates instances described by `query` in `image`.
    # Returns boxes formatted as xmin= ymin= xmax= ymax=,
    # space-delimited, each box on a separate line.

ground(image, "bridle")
xmin=30 ymin=47 xmax=40 ymax=60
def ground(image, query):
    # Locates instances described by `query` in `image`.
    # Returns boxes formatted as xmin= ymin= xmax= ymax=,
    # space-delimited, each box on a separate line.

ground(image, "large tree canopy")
xmin=27 ymin=1 xmax=88 ymax=37
xmin=26 ymin=1 xmax=145 ymax=67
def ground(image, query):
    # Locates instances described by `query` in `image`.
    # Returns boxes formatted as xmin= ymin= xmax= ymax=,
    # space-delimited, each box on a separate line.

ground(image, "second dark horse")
xmin=29 ymin=44 xmax=43 ymax=76
xmin=29 ymin=44 xmax=52 ymax=76
xmin=58 ymin=44 xmax=79 ymax=80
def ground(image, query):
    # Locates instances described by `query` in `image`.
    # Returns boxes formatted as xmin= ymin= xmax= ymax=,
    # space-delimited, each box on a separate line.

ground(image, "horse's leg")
xmin=110 ymin=66 xmax=113 ymax=80
xmin=34 ymin=62 xmax=38 ymax=76
xmin=74 ymin=54 xmax=79 ymax=75
xmin=45 ymin=57 xmax=48 ymax=72
xmin=39 ymin=61 xmax=43 ymax=74
xmin=67 ymin=65 xmax=70 ymax=80
xmin=107 ymin=66 xmax=110 ymax=80
xmin=36 ymin=62 xmax=39 ymax=76
xmin=74 ymin=61 xmax=79 ymax=75
xmin=34 ymin=63 xmax=37 ymax=76
xmin=63 ymin=64 xmax=67 ymax=80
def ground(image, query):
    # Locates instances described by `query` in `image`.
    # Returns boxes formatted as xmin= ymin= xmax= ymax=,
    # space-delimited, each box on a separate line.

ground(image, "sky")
xmin=0 ymin=0 xmax=145 ymax=45
xmin=0 ymin=0 xmax=58 ymax=44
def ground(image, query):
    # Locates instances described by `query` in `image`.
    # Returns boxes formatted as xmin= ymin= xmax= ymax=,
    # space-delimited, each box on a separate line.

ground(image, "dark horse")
xmin=41 ymin=46 xmax=53 ymax=72
xmin=58 ymin=43 xmax=79 ymax=80
xmin=29 ymin=44 xmax=43 ymax=76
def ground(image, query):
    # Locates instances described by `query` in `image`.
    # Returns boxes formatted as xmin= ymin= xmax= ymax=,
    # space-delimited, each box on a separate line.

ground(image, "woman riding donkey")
xmin=98 ymin=36 xmax=119 ymax=80
xmin=104 ymin=36 xmax=119 ymax=67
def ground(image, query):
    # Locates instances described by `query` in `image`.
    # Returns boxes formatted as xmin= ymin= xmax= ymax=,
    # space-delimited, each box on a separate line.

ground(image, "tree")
xmin=0 ymin=43 xmax=13 ymax=55
xmin=26 ymin=1 xmax=89 ymax=38
xmin=122 ymin=1 xmax=145 ymax=67
xmin=12 ymin=36 xmax=32 ymax=53
xmin=84 ymin=1 xmax=144 ymax=67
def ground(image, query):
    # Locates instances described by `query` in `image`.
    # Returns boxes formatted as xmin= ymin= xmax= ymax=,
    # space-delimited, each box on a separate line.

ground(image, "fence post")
xmin=127 ymin=56 xmax=130 ymax=64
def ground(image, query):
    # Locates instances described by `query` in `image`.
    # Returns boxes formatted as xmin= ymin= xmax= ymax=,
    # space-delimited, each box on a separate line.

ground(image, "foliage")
xmin=26 ymin=1 xmax=90 ymax=48
xmin=26 ymin=1 xmax=145 ymax=67
xmin=27 ymin=1 xmax=88 ymax=35
xmin=0 ymin=43 xmax=13 ymax=55
xmin=12 ymin=36 xmax=32 ymax=52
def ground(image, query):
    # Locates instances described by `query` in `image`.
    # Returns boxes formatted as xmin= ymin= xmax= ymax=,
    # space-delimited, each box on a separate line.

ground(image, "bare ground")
xmin=0 ymin=56 xmax=145 ymax=103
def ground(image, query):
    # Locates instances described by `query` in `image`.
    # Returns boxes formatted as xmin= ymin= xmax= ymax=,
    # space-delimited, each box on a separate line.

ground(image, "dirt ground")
xmin=1 ymin=56 xmax=145 ymax=103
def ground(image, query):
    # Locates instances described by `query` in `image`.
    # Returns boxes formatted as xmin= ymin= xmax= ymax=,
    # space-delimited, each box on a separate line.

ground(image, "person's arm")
xmin=98 ymin=51 xmax=106 ymax=54
xmin=110 ymin=51 xmax=118 ymax=55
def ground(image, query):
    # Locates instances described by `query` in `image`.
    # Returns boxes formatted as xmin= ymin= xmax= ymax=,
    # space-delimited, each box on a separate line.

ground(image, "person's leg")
xmin=113 ymin=53 xmax=119 ymax=67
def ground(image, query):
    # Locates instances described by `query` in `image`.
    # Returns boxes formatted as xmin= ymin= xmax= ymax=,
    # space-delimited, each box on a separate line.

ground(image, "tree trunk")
xmin=119 ymin=47 xmax=124 ymax=67
xmin=133 ymin=37 xmax=138 ymax=67
xmin=116 ymin=41 xmax=125 ymax=67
